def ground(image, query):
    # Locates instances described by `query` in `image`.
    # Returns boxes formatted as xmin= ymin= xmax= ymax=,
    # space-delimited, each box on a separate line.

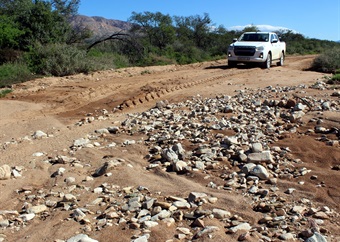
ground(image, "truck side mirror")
xmin=232 ymin=38 xmax=237 ymax=43
xmin=272 ymin=39 xmax=278 ymax=43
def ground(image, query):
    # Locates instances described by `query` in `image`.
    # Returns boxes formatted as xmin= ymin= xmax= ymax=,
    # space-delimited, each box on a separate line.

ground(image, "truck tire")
xmin=262 ymin=53 xmax=271 ymax=69
xmin=277 ymin=53 xmax=284 ymax=66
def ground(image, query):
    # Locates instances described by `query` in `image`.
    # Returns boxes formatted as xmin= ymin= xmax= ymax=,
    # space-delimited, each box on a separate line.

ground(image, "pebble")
xmin=247 ymin=151 xmax=274 ymax=164
xmin=0 ymin=165 xmax=11 ymax=180
xmin=212 ymin=208 xmax=231 ymax=219
xmin=66 ymin=234 xmax=98 ymax=242
xmin=32 ymin=130 xmax=47 ymax=139
xmin=228 ymin=222 xmax=251 ymax=233
xmin=250 ymin=164 xmax=270 ymax=180
xmin=27 ymin=205 xmax=47 ymax=214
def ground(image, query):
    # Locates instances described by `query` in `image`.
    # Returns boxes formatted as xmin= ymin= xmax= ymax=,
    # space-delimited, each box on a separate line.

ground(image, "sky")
xmin=78 ymin=0 xmax=340 ymax=41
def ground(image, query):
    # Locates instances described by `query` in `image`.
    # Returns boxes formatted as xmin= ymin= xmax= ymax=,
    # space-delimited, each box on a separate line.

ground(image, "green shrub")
xmin=328 ymin=73 xmax=340 ymax=84
xmin=87 ymin=51 xmax=130 ymax=69
xmin=0 ymin=89 xmax=12 ymax=98
xmin=311 ymin=47 xmax=340 ymax=73
xmin=0 ymin=49 xmax=23 ymax=65
xmin=141 ymin=53 xmax=176 ymax=66
xmin=26 ymin=43 xmax=94 ymax=76
xmin=0 ymin=62 xmax=33 ymax=88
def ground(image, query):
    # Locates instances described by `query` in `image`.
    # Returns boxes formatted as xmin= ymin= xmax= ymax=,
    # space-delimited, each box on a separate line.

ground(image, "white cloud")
xmin=228 ymin=24 xmax=298 ymax=33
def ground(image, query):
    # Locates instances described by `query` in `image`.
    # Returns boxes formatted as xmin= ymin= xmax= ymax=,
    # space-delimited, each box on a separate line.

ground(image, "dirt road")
xmin=0 ymin=55 xmax=339 ymax=241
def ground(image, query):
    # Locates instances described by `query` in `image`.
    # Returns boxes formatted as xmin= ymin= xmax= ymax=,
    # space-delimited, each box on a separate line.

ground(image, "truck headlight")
xmin=228 ymin=45 xmax=234 ymax=50
xmin=256 ymin=46 xmax=264 ymax=51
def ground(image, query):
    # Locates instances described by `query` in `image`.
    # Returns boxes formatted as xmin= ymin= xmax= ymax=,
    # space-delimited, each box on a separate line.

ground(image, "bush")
xmin=0 ymin=89 xmax=12 ymax=98
xmin=328 ymin=73 xmax=340 ymax=84
xmin=311 ymin=47 xmax=340 ymax=73
xmin=87 ymin=50 xmax=130 ymax=69
xmin=0 ymin=62 xmax=33 ymax=88
xmin=26 ymin=43 xmax=94 ymax=76
xmin=141 ymin=53 xmax=176 ymax=66
xmin=0 ymin=49 xmax=23 ymax=65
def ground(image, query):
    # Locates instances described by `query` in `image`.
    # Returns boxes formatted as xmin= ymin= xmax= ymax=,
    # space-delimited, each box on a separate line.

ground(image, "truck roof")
xmin=243 ymin=32 xmax=276 ymax=34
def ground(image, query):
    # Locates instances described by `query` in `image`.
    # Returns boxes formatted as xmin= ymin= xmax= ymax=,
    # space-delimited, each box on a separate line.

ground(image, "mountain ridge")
xmin=70 ymin=15 xmax=132 ymax=37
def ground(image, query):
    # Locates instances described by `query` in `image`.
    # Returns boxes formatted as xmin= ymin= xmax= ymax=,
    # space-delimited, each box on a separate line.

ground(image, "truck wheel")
xmin=277 ymin=53 xmax=284 ymax=66
xmin=262 ymin=53 xmax=271 ymax=69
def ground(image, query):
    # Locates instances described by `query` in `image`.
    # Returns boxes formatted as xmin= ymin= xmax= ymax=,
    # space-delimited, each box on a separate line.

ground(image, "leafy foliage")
xmin=129 ymin=11 xmax=175 ymax=51
xmin=0 ymin=89 xmax=12 ymax=98
xmin=0 ymin=0 xmax=84 ymax=50
xmin=0 ymin=62 xmax=33 ymax=88
xmin=0 ymin=15 xmax=24 ymax=49
xmin=26 ymin=43 xmax=93 ymax=76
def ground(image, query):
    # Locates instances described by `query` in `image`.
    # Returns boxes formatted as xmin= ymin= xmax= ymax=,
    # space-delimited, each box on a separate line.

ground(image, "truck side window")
xmin=271 ymin=34 xmax=278 ymax=43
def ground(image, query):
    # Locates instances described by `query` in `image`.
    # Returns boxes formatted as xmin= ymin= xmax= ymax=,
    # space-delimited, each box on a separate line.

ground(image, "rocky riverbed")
xmin=0 ymin=57 xmax=339 ymax=241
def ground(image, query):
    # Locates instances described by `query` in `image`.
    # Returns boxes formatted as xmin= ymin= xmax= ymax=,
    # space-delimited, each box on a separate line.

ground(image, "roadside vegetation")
xmin=1 ymin=0 xmax=340 ymax=92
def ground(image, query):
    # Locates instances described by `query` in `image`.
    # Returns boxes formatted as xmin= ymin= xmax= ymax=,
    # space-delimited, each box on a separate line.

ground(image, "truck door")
xmin=270 ymin=34 xmax=280 ymax=59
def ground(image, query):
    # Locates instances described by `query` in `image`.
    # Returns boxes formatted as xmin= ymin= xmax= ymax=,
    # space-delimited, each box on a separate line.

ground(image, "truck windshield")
xmin=239 ymin=33 xmax=269 ymax=42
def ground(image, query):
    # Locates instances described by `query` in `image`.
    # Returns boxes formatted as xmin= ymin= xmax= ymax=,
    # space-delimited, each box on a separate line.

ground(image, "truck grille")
xmin=234 ymin=46 xmax=256 ymax=56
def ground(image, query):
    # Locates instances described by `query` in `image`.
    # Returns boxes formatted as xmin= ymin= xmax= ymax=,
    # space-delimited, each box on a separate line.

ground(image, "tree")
xmin=242 ymin=24 xmax=260 ymax=33
xmin=51 ymin=0 xmax=80 ymax=17
xmin=173 ymin=15 xmax=194 ymax=45
xmin=0 ymin=0 xmax=83 ymax=50
xmin=129 ymin=11 xmax=175 ymax=51
xmin=174 ymin=13 xmax=213 ymax=49
xmin=189 ymin=13 xmax=212 ymax=49
xmin=0 ymin=15 xmax=24 ymax=49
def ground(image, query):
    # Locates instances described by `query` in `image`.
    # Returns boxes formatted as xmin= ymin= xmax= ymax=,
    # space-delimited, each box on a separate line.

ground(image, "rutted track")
xmin=8 ymin=55 xmax=321 ymax=122
xmin=117 ymin=68 xmax=254 ymax=110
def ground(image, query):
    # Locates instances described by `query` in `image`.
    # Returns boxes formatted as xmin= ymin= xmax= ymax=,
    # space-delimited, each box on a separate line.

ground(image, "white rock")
xmin=279 ymin=233 xmax=295 ymax=240
xmin=0 ymin=165 xmax=11 ymax=180
xmin=32 ymin=152 xmax=45 ymax=157
xmin=172 ymin=160 xmax=188 ymax=172
xmin=131 ymin=234 xmax=150 ymax=242
xmin=73 ymin=138 xmax=90 ymax=147
xmin=19 ymin=213 xmax=35 ymax=221
xmin=72 ymin=208 xmax=86 ymax=221
xmin=27 ymin=205 xmax=47 ymax=214
xmin=212 ymin=208 xmax=231 ymax=219
xmin=304 ymin=232 xmax=327 ymax=242
xmin=251 ymin=143 xmax=263 ymax=152
xmin=66 ymin=234 xmax=98 ymax=242
xmin=143 ymin=221 xmax=159 ymax=228
xmin=250 ymin=164 xmax=270 ymax=180
xmin=247 ymin=151 xmax=273 ymax=163
xmin=177 ymin=227 xmax=192 ymax=235
xmin=241 ymin=163 xmax=256 ymax=175
xmin=95 ymin=128 xmax=109 ymax=134
xmin=12 ymin=169 xmax=22 ymax=178
xmin=173 ymin=201 xmax=190 ymax=209
xmin=32 ymin=130 xmax=47 ymax=139
xmin=162 ymin=148 xmax=178 ymax=162
xmin=229 ymin=222 xmax=251 ymax=233
xmin=0 ymin=219 xmax=9 ymax=227
xmin=188 ymin=192 xmax=208 ymax=203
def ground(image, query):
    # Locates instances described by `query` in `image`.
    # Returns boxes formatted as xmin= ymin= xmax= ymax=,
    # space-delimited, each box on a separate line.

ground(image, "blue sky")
xmin=78 ymin=0 xmax=340 ymax=41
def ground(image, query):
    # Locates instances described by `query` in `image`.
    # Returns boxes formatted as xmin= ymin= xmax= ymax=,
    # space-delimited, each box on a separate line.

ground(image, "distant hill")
xmin=70 ymin=15 xmax=132 ymax=38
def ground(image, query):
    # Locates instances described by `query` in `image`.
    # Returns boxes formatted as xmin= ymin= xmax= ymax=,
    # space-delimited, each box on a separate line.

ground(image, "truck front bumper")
xmin=227 ymin=51 xmax=266 ymax=63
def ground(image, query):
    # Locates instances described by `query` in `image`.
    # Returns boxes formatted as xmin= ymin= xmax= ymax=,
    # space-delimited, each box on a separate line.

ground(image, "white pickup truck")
xmin=227 ymin=32 xmax=286 ymax=68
